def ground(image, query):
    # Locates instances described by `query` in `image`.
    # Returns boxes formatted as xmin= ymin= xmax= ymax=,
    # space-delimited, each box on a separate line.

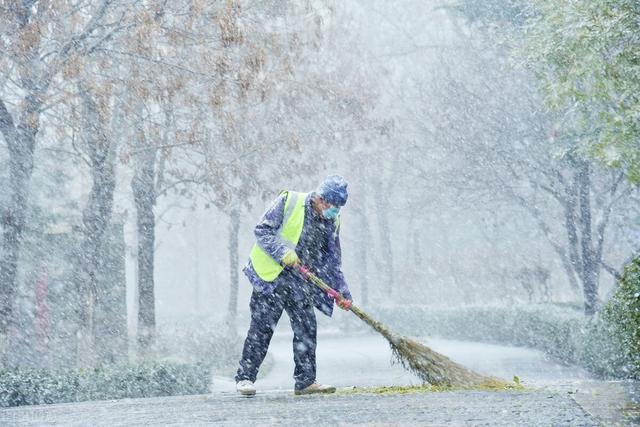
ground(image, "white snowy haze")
xmin=0 ymin=0 xmax=638 ymax=381
xmin=145 ymin=0 xmax=637 ymax=331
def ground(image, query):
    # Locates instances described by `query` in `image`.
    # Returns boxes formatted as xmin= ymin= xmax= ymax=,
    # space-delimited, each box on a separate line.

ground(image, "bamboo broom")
xmin=297 ymin=265 xmax=509 ymax=388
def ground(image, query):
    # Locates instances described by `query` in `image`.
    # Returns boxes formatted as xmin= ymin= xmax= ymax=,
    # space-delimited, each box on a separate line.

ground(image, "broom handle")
xmin=294 ymin=265 xmax=375 ymax=328
xmin=296 ymin=265 xmax=350 ymax=303
xmin=295 ymin=265 xmax=395 ymax=338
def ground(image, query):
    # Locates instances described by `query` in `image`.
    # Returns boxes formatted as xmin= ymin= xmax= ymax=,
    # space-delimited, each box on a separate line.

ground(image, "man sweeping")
xmin=235 ymin=175 xmax=353 ymax=396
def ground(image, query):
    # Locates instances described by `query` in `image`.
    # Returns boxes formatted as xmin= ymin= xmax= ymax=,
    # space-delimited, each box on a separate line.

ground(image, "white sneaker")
xmin=236 ymin=380 xmax=256 ymax=396
xmin=294 ymin=382 xmax=336 ymax=395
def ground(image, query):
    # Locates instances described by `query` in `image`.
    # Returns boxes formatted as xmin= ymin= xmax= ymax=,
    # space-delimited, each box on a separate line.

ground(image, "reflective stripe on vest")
xmin=249 ymin=191 xmax=308 ymax=282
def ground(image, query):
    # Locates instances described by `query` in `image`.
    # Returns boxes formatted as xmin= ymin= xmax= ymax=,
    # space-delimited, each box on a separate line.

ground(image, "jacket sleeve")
xmin=254 ymin=193 xmax=290 ymax=263
xmin=325 ymin=219 xmax=352 ymax=301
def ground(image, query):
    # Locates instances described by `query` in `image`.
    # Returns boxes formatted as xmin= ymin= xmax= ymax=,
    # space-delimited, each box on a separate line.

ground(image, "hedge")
xmin=582 ymin=257 xmax=640 ymax=379
xmin=370 ymin=286 xmax=640 ymax=380
xmin=370 ymin=303 xmax=584 ymax=365
xmin=0 ymin=362 xmax=210 ymax=407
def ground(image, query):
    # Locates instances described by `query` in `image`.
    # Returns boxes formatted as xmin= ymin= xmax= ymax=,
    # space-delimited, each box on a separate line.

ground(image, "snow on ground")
xmin=1 ymin=327 xmax=617 ymax=426
xmin=211 ymin=327 xmax=590 ymax=393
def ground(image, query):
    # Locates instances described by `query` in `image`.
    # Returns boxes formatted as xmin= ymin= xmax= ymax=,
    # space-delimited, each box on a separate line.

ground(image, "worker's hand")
xmin=326 ymin=288 xmax=351 ymax=310
xmin=281 ymin=249 xmax=300 ymax=267
xmin=336 ymin=298 xmax=352 ymax=310
xmin=298 ymin=265 xmax=311 ymax=279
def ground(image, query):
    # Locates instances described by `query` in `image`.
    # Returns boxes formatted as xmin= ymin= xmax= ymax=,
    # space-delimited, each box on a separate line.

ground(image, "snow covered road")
xmin=0 ymin=330 xmax=610 ymax=426
xmin=210 ymin=328 xmax=590 ymax=393
xmin=0 ymin=387 xmax=597 ymax=426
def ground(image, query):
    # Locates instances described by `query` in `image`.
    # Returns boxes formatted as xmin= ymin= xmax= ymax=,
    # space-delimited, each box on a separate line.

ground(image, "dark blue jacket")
xmin=243 ymin=191 xmax=351 ymax=317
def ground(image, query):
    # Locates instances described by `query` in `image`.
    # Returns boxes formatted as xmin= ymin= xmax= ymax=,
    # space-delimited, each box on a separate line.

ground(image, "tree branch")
xmin=601 ymin=262 xmax=622 ymax=281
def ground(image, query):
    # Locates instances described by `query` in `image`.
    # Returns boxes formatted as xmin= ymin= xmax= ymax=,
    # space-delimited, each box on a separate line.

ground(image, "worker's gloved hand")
xmin=327 ymin=288 xmax=352 ymax=310
xmin=281 ymin=249 xmax=300 ymax=267
xmin=298 ymin=265 xmax=311 ymax=279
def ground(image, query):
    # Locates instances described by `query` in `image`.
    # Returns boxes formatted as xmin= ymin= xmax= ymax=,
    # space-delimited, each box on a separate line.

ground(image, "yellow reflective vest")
xmin=250 ymin=191 xmax=307 ymax=282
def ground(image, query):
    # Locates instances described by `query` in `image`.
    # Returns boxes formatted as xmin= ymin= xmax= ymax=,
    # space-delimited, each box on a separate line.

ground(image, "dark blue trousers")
xmin=235 ymin=281 xmax=317 ymax=390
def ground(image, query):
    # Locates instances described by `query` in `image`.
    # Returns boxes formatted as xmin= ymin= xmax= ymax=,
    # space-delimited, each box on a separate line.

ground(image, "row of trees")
xmin=332 ymin=0 xmax=639 ymax=315
xmin=433 ymin=0 xmax=640 ymax=314
xmin=518 ymin=0 xmax=639 ymax=312
xmin=0 ymin=1 xmax=383 ymax=366
xmin=1 ymin=0 xmax=636 ymax=370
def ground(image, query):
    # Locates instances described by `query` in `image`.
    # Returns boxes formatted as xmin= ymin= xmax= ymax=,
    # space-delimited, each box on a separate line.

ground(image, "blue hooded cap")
xmin=317 ymin=175 xmax=348 ymax=207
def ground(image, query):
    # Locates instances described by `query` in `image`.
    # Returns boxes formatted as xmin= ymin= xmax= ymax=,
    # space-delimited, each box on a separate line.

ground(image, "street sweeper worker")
xmin=235 ymin=175 xmax=353 ymax=396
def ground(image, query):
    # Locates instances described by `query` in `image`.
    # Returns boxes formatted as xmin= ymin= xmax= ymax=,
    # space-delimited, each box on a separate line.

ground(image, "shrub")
xmin=0 ymin=362 xmax=210 ymax=408
xmin=581 ymin=258 xmax=640 ymax=379
xmin=370 ymin=303 xmax=584 ymax=365
xmin=372 ymin=287 xmax=640 ymax=380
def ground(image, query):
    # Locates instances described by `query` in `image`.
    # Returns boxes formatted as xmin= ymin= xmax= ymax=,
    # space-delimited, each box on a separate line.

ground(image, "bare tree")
xmin=0 ymin=0 xmax=131 ymax=353
xmin=406 ymin=24 xmax=637 ymax=315
xmin=74 ymin=82 xmax=118 ymax=366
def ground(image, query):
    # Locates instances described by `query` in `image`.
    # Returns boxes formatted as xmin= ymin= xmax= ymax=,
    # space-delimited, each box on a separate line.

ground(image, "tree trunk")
xmin=0 ymin=97 xmax=40 ymax=353
xmin=132 ymin=143 xmax=157 ymax=357
xmin=75 ymin=88 xmax=117 ymax=367
xmin=561 ymin=179 xmax=583 ymax=292
xmin=193 ymin=216 xmax=201 ymax=314
xmin=0 ymin=142 xmax=34 ymax=332
xmin=226 ymin=206 xmax=240 ymax=334
xmin=0 ymin=3 xmax=47 ymax=338
xmin=558 ymin=251 xmax=582 ymax=293
xmin=577 ymin=162 xmax=599 ymax=315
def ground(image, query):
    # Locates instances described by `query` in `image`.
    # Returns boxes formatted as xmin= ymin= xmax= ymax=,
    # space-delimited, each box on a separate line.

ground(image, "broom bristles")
xmin=350 ymin=305 xmax=508 ymax=388
xmin=301 ymin=270 xmax=509 ymax=388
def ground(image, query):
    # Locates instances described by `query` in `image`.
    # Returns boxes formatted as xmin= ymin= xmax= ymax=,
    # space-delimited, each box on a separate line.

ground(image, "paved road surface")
xmin=0 ymin=388 xmax=597 ymax=426
xmin=1 ymin=325 xmax=634 ymax=426
xmin=210 ymin=327 xmax=591 ymax=392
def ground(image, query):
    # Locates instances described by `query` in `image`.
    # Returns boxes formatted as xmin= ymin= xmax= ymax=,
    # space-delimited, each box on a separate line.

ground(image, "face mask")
xmin=322 ymin=206 xmax=340 ymax=220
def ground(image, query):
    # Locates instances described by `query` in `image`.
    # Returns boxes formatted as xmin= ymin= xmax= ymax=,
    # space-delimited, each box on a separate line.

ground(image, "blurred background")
xmin=1 ymin=0 xmax=638 ymax=406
